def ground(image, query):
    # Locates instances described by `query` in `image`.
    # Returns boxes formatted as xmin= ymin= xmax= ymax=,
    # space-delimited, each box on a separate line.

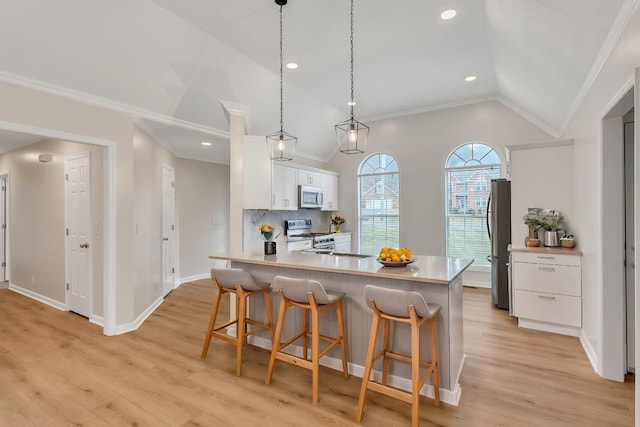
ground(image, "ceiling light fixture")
xmin=201 ymin=141 xmax=212 ymax=146
xmin=286 ymin=62 xmax=298 ymax=69
xmin=266 ymin=0 xmax=297 ymax=161
xmin=441 ymin=9 xmax=457 ymax=20
xmin=335 ymin=0 xmax=369 ymax=155
xmin=465 ymin=75 xmax=477 ymax=82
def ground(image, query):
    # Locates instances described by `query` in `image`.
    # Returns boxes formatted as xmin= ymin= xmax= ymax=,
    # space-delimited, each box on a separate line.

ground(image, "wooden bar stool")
xmin=265 ymin=275 xmax=349 ymax=404
xmin=201 ymin=267 xmax=274 ymax=376
xmin=356 ymin=285 xmax=441 ymax=427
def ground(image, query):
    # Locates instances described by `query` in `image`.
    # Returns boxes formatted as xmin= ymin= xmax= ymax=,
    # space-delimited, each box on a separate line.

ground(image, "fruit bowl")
xmin=376 ymin=257 xmax=416 ymax=267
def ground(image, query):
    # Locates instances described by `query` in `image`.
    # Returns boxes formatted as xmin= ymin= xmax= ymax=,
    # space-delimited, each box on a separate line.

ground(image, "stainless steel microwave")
xmin=298 ymin=185 xmax=324 ymax=208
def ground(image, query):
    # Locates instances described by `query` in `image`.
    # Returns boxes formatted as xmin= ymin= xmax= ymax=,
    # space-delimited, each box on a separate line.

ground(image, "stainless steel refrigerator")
xmin=486 ymin=178 xmax=511 ymax=310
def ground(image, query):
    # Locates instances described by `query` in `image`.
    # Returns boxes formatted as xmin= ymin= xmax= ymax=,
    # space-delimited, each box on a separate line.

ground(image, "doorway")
xmin=0 ymin=172 xmax=7 ymax=286
xmin=624 ymin=108 xmax=635 ymax=373
xmin=161 ymin=163 xmax=175 ymax=296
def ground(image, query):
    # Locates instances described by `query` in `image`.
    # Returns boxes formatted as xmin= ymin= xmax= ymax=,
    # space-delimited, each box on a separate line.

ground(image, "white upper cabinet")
xmin=297 ymin=169 xmax=323 ymax=187
xmin=322 ymin=173 xmax=339 ymax=211
xmin=243 ymin=137 xmax=271 ymax=210
xmin=272 ymin=164 xmax=298 ymax=210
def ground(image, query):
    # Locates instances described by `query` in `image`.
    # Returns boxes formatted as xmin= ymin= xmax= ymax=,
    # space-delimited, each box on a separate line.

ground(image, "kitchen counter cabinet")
xmin=271 ymin=164 xmax=297 ymax=210
xmin=510 ymin=246 xmax=582 ymax=336
xmin=210 ymin=251 xmax=473 ymax=406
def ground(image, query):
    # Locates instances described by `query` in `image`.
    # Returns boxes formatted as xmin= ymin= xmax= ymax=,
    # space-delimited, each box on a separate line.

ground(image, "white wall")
xmin=561 ymin=3 xmax=640 ymax=383
xmin=329 ymin=100 xmax=553 ymax=278
xmin=133 ymin=126 xmax=176 ymax=313
xmin=175 ymin=158 xmax=230 ymax=279
xmin=0 ymin=138 xmax=104 ymax=315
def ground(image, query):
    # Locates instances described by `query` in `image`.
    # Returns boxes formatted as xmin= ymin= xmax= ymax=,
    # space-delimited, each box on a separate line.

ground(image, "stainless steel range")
xmin=285 ymin=219 xmax=335 ymax=252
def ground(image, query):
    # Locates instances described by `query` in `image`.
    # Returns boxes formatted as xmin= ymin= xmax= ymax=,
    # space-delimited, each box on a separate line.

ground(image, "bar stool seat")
xmin=265 ymin=275 xmax=349 ymax=404
xmin=356 ymin=285 xmax=441 ymax=427
xmin=201 ymin=268 xmax=274 ymax=376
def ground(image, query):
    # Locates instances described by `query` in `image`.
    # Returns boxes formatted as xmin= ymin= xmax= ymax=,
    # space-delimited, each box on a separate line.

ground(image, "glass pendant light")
xmin=335 ymin=0 xmax=369 ymax=154
xmin=266 ymin=0 xmax=297 ymax=161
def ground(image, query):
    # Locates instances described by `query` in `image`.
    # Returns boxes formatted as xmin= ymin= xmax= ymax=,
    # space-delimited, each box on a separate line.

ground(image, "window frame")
xmin=357 ymin=153 xmax=400 ymax=254
xmin=444 ymin=142 xmax=503 ymax=268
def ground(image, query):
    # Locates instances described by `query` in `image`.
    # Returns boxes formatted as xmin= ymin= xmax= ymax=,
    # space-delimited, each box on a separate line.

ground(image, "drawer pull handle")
xmin=538 ymin=295 xmax=556 ymax=300
xmin=538 ymin=267 xmax=556 ymax=272
xmin=537 ymin=256 xmax=555 ymax=259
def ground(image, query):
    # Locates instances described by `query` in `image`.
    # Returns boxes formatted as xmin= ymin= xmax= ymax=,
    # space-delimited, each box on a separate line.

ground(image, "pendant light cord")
xmin=350 ymin=0 xmax=355 ymax=120
xmin=279 ymin=4 xmax=284 ymax=134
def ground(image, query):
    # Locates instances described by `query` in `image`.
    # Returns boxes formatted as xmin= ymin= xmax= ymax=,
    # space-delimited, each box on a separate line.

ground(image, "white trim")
xmin=249 ymin=335 xmax=461 ymax=406
xmin=113 ymin=296 xmax=163 ymax=335
xmin=496 ymin=96 xmax=561 ymax=138
xmin=507 ymin=138 xmax=574 ymax=152
xmin=0 ymin=120 xmax=117 ymax=336
xmin=89 ymin=314 xmax=104 ymax=327
xmin=580 ymin=329 xmax=600 ymax=376
xmin=517 ymin=318 xmax=581 ymax=337
xmin=9 ymin=284 xmax=67 ymax=311
xmin=560 ymin=0 xmax=640 ymax=133
xmin=177 ymin=273 xmax=210 ymax=286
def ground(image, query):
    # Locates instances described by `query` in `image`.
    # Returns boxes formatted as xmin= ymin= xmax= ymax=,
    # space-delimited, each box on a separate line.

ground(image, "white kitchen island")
xmin=209 ymin=251 xmax=473 ymax=405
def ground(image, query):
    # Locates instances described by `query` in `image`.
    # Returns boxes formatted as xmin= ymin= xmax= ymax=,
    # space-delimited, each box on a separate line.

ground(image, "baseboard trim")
xmin=9 ymin=284 xmax=66 ymax=311
xmin=90 ymin=314 xmax=104 ymax=327
xmin=579 ymin=329 xmax=600 ymax=376
xmin=517 ymin=318 xmax=580 ymax=337
xmin=177 ymin=273 xmax=210 ymax=287
xmin=113 ymin=296 xmax=163 ymax=335
xmin=248 ymin=335 xmax=461 ymax=406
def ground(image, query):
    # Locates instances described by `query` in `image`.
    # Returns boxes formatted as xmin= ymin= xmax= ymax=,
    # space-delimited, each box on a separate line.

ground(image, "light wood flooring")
xmin=0 ymin=281 xmax=634 ymax=426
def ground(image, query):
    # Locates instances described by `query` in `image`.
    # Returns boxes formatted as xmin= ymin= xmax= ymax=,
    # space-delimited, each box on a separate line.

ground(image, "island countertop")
xmin=209 ymin=251 xmax=474 ymax=285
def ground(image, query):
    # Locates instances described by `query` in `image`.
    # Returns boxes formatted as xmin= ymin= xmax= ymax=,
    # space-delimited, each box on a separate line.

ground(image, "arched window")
xmin=445 ymin=142 xmax=502 ymax=266
xmin=358 ymin=153 xmax=399 ymax=254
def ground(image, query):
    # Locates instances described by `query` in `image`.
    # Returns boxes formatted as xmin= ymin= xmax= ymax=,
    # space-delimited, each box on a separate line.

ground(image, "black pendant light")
xmin=266 ymin=0 xmax=297 ymax=161
xmin=335 ymin=0 xmax=369 ymax=154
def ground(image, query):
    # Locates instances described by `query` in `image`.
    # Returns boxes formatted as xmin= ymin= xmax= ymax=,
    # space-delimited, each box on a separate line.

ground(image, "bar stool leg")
xmin=410 ymin=312 xmax=421 ymax=427
xmin=235 ymin=285 xmax=247 ymax=376
xmin=336 ymin=298 xmax=349 ymax=378
xmin=302 ymin=307 xmax=309 ymax=360
xmin=428 ymin=317 xmax=440 ymax=406
xmin=266 ymin=292 xmax=287 ymax=385
xmin=264 ymin=289 xmax=275 ymax=342
xmin=356 ymin=310 xmax=381 ymax=422
xmin=311 ymin=300 xmax=321 ymax=404
xmin=201 ymin=285 xmax=224 ymax=360
xmin=381 ymin=318 xmax=390 ymax=385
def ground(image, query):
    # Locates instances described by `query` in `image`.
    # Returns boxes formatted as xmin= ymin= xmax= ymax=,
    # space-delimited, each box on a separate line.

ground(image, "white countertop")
xmin=210 ymin=251 xmax=474 ymax=285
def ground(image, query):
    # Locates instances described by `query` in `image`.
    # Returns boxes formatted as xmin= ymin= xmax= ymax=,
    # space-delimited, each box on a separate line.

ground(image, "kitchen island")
xmin=209 ymin=251 xmax=473 ymax=405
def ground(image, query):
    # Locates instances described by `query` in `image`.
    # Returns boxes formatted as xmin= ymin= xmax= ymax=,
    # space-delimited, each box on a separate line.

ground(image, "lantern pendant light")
xmin=335 ymin=0 xmax=369 ymax=154
xmin=266 ymin=0 xmax=297 ymax=161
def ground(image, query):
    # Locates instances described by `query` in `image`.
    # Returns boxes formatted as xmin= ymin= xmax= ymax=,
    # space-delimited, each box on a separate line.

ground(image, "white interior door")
xmin=0 ymin=174 xmax=6 ymax=283
xmin=65 ymin=152 xmax=91 ymax=317
xmin=162 ymin=164 xmax=175 ymax=296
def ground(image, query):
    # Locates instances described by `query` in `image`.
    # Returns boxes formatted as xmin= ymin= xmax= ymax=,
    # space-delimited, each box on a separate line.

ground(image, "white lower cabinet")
xmin=511 ymin=249 xmax=582 ymax=336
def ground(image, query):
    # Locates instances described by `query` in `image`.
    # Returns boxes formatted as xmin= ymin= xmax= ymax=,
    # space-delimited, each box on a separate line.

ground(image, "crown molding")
xmin=559 ymin=0 xmax=640 ymax=133
xmin=0 ymin=71 xmax=229 ymax=139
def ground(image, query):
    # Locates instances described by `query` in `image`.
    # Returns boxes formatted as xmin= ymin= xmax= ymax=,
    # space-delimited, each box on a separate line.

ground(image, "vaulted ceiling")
xmin=0 ymin=0 xmax=634 ymax=162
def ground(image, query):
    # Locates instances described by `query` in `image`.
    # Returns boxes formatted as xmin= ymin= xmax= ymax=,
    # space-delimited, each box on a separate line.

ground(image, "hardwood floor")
xmin=0 ymin=281 xmax=634 ymax=426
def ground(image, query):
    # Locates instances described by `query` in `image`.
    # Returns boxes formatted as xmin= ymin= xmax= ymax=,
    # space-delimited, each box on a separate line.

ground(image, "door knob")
xmin=163 ymin=237 xmax=169 ymax=241
xmin=79 ymin=243 xmax=89 ymax=249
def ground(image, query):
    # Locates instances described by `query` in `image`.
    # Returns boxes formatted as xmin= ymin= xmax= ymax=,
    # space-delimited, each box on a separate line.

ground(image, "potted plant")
xmin=331 ymin=215 xmax=345 ymax=233
xmin=523 ymin=212 xmax=544 ymax=240
xmin=538 ymin=209 xmax=564 ymax=247
xmin=259 ymin=223 xmax=277 ymax=254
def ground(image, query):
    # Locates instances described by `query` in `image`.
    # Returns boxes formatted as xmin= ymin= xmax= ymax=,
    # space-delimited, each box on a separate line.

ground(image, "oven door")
xmin=287 ymin=239 xmax=313 ymax=251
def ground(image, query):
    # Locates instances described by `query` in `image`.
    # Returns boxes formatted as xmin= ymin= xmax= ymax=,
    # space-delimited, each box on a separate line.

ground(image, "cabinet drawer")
xmin=514 ymin=290 xmax=581 ymax=327
xmin=513 ymin=262 xmax=581 ymax=296
xmin=512 ymin=251 xmax=580 ymax=267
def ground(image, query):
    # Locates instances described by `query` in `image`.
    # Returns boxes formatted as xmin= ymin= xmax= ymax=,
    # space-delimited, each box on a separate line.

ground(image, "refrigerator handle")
xmin=486 ymin=191 xmax=492 ymax=241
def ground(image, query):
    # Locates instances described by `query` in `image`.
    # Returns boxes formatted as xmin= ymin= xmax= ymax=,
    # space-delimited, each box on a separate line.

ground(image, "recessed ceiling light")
xmin=347 ymin=101 xmax=356 ymax=106
xmin=465 ymin=75 xmax=477 ymax=82
xmin=201 ymin=141 xmax=212 ymax=146
xmin=286 ymin=62 xmax=298 ymax=69
xmin=441 ymin=9 xmax=457 ymax=20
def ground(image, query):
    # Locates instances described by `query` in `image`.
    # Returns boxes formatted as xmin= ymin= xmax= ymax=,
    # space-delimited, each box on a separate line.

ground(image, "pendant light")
xmin=335 ymin=0 xmax=369 ymax=154
xmin=266 ymin=0 xmax=297 ymax=161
